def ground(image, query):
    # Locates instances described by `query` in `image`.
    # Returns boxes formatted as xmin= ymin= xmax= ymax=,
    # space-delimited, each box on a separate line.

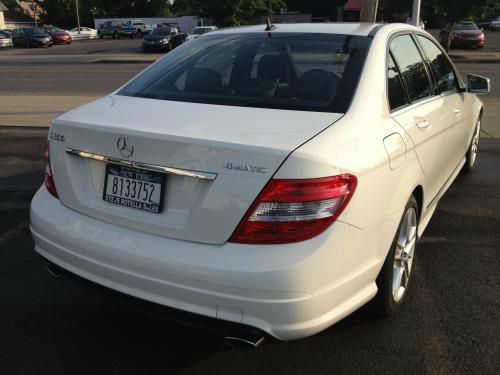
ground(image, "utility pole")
xmin=75 ymin=0 xmax=81 ymax=34
xmin=268 ymin=0 xmax=272 ymax=17
xmin=31 ymin=0 xmax=37 ymax=28
xmin=359 ymin=0 xmax=379 ymax=23
xmin=411 ymin=0 xmax=421 ymax=27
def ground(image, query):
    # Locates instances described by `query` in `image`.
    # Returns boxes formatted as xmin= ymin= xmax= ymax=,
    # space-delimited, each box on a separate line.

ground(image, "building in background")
xmin=343 ymin=0 xmax=415 ymax=23
xmin=0 ymin=0 xmax=41 ymax=29
xmin=13 ymin=1 xmax=44 ymax=21
xmin=0 ymin=1 xmax=7 ymax=29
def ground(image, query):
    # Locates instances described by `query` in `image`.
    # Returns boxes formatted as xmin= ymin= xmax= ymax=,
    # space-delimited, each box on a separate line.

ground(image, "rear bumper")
xmin=452 ymin=38 xmax=485 ymax=47
xmin=142 ymin=43 xmax=167 ymax=51
xmin=30 ymin=39 xmax=53 ymax=47
xmin=30 ymin=187 xmax=382 ymax=340
xmin=53 ymin=39 xmax=71 ymax=44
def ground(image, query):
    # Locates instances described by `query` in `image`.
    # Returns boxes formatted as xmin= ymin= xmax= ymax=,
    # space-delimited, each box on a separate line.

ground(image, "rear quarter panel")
xmin=275 ymin=24 xmax=427 ymax=261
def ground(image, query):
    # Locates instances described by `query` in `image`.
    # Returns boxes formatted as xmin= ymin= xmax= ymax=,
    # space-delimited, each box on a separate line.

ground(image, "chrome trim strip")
xmin=65 ymin=147 xmax=217 ymax=181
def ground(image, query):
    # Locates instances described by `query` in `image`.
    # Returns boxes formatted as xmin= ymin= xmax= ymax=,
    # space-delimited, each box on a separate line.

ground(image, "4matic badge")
xmin=223 ymin=162 xmax=267 ymax=174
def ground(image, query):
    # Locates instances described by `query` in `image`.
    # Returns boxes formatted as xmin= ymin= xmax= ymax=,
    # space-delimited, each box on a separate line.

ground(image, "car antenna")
xmin=265 ymin=17 xmax=277 ymax=32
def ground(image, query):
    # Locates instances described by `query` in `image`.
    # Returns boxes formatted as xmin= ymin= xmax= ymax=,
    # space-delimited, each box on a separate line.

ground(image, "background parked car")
xmin=124 ymin=20 xmax=154 ymax=38
xmin=439 ymin=21 xmax=485 ymax=49
xmin=0 ymin=30 xmax=13 ymax=47
xmin=0 ymin=29 xmax=12 ymax=38
xmin=98 ymin=21 xmax=135 ymax=39
xmin=142 ymin=27 xmax=186 ymax=52
xmin=12 ymin=28 xmax=53 ymax=48
xmin=490 ymin=20 xmax=500 ymax=31
xmin=44 ymin=26 xmax=72 ymax=45
xmin=476 ymin=16 xmax=500 ymax=29
xmin=185 ymin=26 xmax=218 ymax=42
xmin=68 ymin=26 xmax=98 ymax=39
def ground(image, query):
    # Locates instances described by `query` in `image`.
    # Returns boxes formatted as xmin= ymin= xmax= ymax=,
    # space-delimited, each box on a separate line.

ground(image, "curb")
xmin=92 ymin=59 xmax=157 ymax=64
xmin=451 ymin=57 xmax=500 ymax=64
xmin=0 ymin=124 xmax=49 ymax=130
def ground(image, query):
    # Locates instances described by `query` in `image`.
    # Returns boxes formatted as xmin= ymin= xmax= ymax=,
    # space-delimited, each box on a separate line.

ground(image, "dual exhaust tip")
xmin=44 ymin=260 xmax=266 ymax=348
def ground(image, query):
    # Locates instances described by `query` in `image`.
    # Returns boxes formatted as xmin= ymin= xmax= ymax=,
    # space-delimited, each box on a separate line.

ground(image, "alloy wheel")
xmin=469 ymin=119 xmax=481 ymax=167
xmin=392 ymin=207 xmax=417 ymax=302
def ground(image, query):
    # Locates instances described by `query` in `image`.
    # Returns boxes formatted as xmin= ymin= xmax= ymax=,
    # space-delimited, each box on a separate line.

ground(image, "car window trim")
xmin=408 ymin=33 xmax=438 ymax=97
xmin=388 ymin=32 xmax=435 ymax=107
xmin=386 ymin=32 xmax=435 ymax=112
xmin=390 ymin=93 xmax=441 ymax=117
xmin=413 ymin=33 xmax=462 ymax=95
xmin=387 ymin=51 xmax=411 ymax=112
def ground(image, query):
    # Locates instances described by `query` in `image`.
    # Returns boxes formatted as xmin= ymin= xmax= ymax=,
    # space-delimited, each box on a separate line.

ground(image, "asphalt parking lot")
xmin=1 ymin=31 xmax=500 ymax=374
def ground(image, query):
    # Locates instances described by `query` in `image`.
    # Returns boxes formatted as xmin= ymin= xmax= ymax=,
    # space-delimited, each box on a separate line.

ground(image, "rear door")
xmin=416 ymin=34 xmax=475 ymax=167
xmin=389 ymin=34 xmax=455 ymax=206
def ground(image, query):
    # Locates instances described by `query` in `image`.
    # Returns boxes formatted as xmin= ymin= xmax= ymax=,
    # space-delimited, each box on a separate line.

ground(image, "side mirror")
xmin=466 ymin=74 xmax=491 ymax=94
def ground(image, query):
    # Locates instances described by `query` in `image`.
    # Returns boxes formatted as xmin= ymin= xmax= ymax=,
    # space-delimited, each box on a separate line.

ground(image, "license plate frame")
xmin=103 ymin=164 xmax=166 ymax=214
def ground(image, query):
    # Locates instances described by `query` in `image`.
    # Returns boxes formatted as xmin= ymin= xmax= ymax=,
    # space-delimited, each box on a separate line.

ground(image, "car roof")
xmin=214 ymin=22 xmax=385 ymax=36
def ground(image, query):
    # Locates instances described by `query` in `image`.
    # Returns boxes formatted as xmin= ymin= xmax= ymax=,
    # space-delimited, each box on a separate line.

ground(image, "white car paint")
xmin=31 ymin=23 xmax=486 ymax=341
xmin=185 ymin=26 xmax=218 ymax=41
xmin=68 ymin=27 xmax=98 ymax=39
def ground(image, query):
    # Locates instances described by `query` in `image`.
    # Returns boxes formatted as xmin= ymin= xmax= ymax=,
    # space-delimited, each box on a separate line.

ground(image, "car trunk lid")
xmin=49 ymin=95 xmax=343 ymax=244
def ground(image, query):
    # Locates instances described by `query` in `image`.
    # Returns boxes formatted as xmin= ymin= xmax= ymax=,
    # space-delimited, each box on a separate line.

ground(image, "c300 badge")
xmin=223 ymin=162 xmax=267 ymax=174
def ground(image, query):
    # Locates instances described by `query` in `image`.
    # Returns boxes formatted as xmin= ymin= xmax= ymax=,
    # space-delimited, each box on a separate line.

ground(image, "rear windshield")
xmin=151 ymin=28 xmax=171 ymax=35
xmin=25 ymin=28 xmax=48 ymax=36
xmin=118 ymin=33 xmax=371 ymax=113
xmin=453 ymin=23 xmax=479 ymax=30
xmin=193 ymin=27 xmax=213 ymax=35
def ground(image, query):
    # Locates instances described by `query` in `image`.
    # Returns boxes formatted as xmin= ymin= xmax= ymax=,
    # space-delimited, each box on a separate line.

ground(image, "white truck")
xmin=125 ymin=20 xmax=155 ymax=37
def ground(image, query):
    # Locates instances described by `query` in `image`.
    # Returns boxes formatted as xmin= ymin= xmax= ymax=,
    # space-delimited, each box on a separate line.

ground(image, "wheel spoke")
xmin=392 ymin=267 xmax=404 ymax=299
xmin=402 ymin=261 xmax=410 ymax=288
xmin=392 ymin=206 xmax=417 ymax=302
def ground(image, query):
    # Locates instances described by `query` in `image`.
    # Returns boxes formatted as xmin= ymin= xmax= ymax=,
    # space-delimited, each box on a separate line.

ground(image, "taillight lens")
xmin=44 ymin=144 xmax=59 ymax=199
xmin=230 ymin=175 xmax=357 ymax=244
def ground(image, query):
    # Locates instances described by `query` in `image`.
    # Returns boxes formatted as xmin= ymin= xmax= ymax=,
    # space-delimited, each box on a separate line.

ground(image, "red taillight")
xmin=229 ymin=175 xmax=357 ymax=244
xmin=44 ymin=145 xmax=59 ymax=199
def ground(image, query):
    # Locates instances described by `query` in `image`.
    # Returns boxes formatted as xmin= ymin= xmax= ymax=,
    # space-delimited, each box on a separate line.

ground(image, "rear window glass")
xmin=118 ymin=33 xmax=371 ymax=113
xmin=452 ymin=23 xmax=479 ymax=30
xmin=193 ymin=27 xmax=213 ymax=35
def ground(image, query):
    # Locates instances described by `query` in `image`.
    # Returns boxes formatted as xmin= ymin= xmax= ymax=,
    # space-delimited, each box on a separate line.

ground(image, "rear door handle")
xmin=415 ymin=119 xmax=431 ymax=129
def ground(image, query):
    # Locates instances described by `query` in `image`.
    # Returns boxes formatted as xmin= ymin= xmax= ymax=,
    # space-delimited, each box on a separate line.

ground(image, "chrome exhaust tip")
xmin=224 ymin=335 xmax=265 ymax=348
xmin=45 ymin=262 xmax=63 ymax=279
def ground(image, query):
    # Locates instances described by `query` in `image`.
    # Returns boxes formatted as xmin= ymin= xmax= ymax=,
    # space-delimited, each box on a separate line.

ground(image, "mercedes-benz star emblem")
xmin=117 ymin=137 xmax=134 ymax=158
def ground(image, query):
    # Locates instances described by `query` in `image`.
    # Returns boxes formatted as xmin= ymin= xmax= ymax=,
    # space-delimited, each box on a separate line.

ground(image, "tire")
xmin=371 ymin=196 xmax=418 ymax=316
xmin=26 ymin=39 xmax=30 ymax=48
xmin=136 ymin=29 xmax=143 ymax=38
xmin=98 ymin=32 xmax=103 ymax=39
xmin=462 ymin=116 xmax=481 ymax=173
xmin=113 ymin=31 xmax=118 ymax=39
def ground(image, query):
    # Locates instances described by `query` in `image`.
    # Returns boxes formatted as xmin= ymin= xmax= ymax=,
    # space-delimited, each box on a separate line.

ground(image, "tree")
xmin=40 ymin=0 xmax=172 ymax=28
xmin=428 ymin=0 xmax=500 ymax=20
xmin=91 ymin=0 xmax=169 ymax=18
xmin=1 ymin=0 xmax=18 ymax=9
xmin=171 ymin=0 xmax=284 ymax=26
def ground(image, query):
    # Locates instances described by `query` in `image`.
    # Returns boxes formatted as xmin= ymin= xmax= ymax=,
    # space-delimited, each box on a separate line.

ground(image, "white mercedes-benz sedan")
xmin=31 ymin=23 xmax=490 ymax=341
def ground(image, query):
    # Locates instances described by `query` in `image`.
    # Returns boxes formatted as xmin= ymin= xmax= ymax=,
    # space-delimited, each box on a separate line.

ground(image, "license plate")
xmin=103 ymin=165 xmax=165 ymax=213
